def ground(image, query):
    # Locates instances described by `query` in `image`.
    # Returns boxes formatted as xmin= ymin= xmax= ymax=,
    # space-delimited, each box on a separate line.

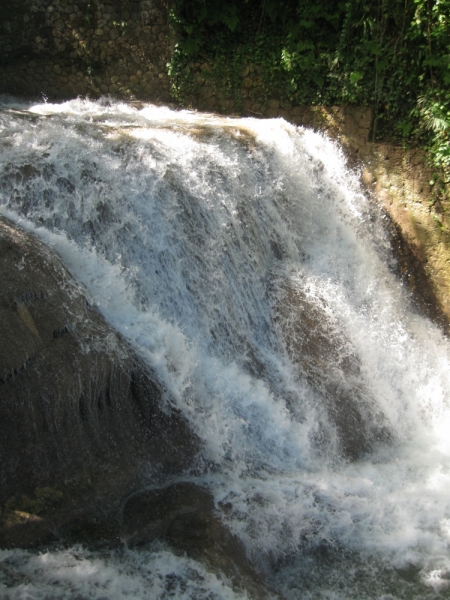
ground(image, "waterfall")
xmin=1 ymin=96 xmax=450 ymax=599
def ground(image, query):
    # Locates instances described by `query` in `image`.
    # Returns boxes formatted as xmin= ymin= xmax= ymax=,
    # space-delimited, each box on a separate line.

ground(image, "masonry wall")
xmin=0 ymin=0 xmax=172 ymax=101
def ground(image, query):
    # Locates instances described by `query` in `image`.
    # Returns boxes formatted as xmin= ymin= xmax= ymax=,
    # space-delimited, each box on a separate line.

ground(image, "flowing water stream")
xmin=1 ymin=97 xmax=450 ymax=599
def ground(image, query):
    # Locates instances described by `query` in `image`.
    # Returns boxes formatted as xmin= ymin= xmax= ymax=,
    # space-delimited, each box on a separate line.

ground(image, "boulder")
xmin=0 ymin=218 xmax=279 ymax=599
xmin=122 ymin=482 xmax=275 ymax=599
xmin=0 ymin=216 xmax=198 ymax=547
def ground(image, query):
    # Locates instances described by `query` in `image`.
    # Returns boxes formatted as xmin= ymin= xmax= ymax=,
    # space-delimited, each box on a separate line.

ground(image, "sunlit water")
xmin=1 ymin=97 xmax=450 ymax=599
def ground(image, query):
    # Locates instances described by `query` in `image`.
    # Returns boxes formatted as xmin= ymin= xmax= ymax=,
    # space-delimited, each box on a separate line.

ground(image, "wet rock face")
xmin=0 ymin=218 xmax=277 ymax=598
xmin=0 ymin=217 xmax=198 ymax=546
xmin=122 ymin=483 xmax=275 ymax=599
xmin=272 ymin=278 xmax=392 ymax=461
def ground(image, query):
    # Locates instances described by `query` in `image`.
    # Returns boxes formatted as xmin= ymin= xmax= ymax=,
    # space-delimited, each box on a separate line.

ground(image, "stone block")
xmin=265 ymin=108 xmax=280 ymax=118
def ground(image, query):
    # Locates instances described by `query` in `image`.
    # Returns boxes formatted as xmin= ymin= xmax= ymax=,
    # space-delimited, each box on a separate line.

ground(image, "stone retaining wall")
xmin=0 ymin=0 xmax=172 ymax=101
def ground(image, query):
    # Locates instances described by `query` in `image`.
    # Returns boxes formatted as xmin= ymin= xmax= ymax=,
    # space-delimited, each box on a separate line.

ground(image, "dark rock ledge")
xmin=0 ymin=217 xmax=273 ymax=598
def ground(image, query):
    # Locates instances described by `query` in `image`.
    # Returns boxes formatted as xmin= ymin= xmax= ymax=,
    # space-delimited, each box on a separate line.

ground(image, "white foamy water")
xmin=0 ymin=543 xmax=247 ymax=600
xmin=1 ymin=96 xmax=450 ymax=598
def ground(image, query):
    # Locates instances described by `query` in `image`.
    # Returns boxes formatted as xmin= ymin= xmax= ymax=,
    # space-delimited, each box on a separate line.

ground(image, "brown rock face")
xmin=122 ymin=483 xmax=275 ymax=599
xmin=0 ymin=216 xmax=198 ymax=547
xmin=272 ymin=277 xmax=392 ymax=461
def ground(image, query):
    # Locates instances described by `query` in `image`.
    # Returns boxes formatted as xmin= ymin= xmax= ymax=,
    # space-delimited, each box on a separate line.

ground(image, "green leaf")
xmin=349 ymin=71 xmax=363 ymax=83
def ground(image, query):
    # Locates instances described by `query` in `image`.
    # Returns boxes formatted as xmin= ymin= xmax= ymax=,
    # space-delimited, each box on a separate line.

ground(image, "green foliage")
xmin=168 ymin=0 xmax=450 ymax=179
xmin=418 ymin=92 xmax=450 ymax=177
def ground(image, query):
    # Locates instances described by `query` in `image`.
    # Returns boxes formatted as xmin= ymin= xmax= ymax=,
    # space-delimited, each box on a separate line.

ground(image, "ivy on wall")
xmin=168 ymin=0 xmax=450 ymax=182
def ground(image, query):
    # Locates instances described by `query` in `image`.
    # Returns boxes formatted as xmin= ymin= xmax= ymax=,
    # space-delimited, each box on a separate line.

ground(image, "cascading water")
xmin=1 ymin=96 xmax=450 ymax=599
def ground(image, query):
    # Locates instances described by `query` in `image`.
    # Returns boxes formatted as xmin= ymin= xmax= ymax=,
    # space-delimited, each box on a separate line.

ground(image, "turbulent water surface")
xmin=1 ymin=97 xmax=450 ymax=599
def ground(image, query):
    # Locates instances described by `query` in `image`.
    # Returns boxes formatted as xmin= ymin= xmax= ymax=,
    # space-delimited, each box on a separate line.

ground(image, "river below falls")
xmin=1 ymin=96 xmax=450 ymax=599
